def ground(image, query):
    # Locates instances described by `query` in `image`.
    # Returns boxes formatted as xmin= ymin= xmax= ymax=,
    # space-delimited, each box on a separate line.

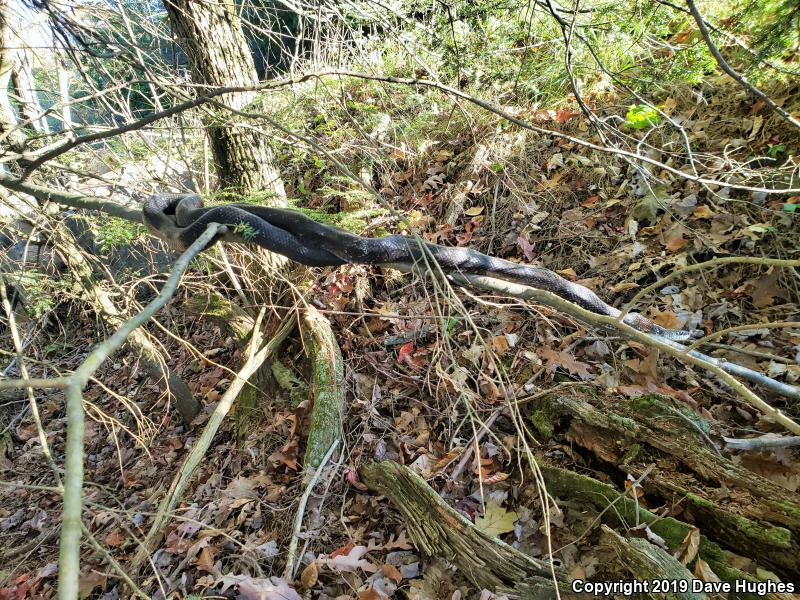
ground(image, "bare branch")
xmin=724 ymin=435 xmax=800 ymax=451
xmin=53 ymin=222 xmax=223 ymax=600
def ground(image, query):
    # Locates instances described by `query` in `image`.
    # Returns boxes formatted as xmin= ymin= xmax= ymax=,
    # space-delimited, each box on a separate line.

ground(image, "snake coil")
xmin=143 ymin=193 xmax=693 ymax=341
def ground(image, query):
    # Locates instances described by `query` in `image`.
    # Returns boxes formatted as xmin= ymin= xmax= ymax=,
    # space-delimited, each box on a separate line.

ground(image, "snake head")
xmin=649 ymin=324 xmax=702 ymax=343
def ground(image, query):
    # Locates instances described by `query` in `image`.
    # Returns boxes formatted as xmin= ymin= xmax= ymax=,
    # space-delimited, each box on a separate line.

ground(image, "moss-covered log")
xmin=599 ymin=526 xmax=707 ymax=600
xmin=539 ymin=463 xmax=793 ymax=600
xmin=302 ymin=306 xmax=344 ymax=471
xmin=360 ymin=460 xmax=563 ymax=597
xmin=186 ymin=292 xmax=271 ymax=435
xmin=530 ymin=393 xmax=800 ymax=579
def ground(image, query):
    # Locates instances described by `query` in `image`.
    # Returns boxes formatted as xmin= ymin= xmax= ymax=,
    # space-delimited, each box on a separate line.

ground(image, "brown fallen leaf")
xmin=382 ymin=563 xmax=403 ymax=584
xmin=358 ymin=587 xmax=388 ymax=600
xmin=694 ymin=558 xmax=722 ymax=582
xmin=537 ymin=347 xmax=592 ymax=380
xmin=300 ymin=560 xmax=319 ymax=588
xmin=749 ymin=269 xmax=787 ymax=308
xmin=104 ymin=529 xmax=126 ymax=547
xmin=692 ymin=205 xmax=715 ymax=219
xmin=674 ymin=526 xmax=700 ymax=565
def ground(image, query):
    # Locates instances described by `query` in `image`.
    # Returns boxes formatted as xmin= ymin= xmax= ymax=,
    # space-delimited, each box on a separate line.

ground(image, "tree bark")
xmin=11 ymin=46 xmax=48 ymax=135
xmin=0 ymin=0 xmax=25 ymax=154
xmin=164 ymin=0 xmax=286 ymax=197
xmin=531 ymin=393 xmax=800 ymax=581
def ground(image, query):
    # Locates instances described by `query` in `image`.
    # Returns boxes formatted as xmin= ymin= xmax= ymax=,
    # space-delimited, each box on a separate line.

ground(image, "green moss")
xmin=271 ymin=361 xmax=309 ymax=407
xmin=97 ymin=216 xmax=147 ymax=252
xmin=773 ymin=500 xmax=800 ymax=520
xmin=608 ymin=413 xmax=638 ymax=432
xmin=627 ymin=393 xmax=671 ymax=414
xmin=190 ymin=293 xmax=229 ymax=318
xmin=685 ymin=493 xmax=792 ymax=548
xmin=685 ymin=491 xmax=714 ymax=508
xmin=530 ymin=409 xmax=555 ymax=438
xmin=234 ymin=385 xmax=259 ymax=439
xmin=621 ymin=443 xmax=641 ymax=463
xmin=736 ymin=520 xmax=792 ymax=548
xmin=289 ymin=202 xmax=388 ymax=234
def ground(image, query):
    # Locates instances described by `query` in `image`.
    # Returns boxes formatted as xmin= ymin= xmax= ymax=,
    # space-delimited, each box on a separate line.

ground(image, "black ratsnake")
xmin=143 ymin=193 xmax=692 ymax=341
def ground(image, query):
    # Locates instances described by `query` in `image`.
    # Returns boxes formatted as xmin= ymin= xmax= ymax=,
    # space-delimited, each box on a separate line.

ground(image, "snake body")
xmin=143 ymin=193 xmax=691 ymax=341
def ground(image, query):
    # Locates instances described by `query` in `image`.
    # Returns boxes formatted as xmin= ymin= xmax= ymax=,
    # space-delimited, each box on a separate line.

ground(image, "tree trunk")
xmin=0 ymin=0 xmax=25 ymax=154
xmin=11 ymin=47 xmax=48 ymax=135
xmin=164 ymin=0 xmax=286 ymax=197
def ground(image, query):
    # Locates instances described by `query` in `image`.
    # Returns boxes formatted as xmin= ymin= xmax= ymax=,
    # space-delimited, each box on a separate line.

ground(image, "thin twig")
xmin=283 ymin=438 xmax=340 ymax=581
xmin=620 ymin=257 xmax=800 ymax=319
xmin=448 ymin=273 xmax=800 ymax=435
xmin=723 ymin=435 xmax=800 ymax=451
xmin=687 ymin=321 xmax=800 ymax=351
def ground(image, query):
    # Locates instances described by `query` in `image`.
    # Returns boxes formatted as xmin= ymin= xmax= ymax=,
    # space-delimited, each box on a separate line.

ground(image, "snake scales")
xmin=143 ymin=193 xmax=691 ymax=341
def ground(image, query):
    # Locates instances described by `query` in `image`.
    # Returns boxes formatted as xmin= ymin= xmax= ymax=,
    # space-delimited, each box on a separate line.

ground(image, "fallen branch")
xmin=621 ymin=257 xmax=800 ymax=318
xmin=302 ymin=306 xmax=345 ymax=472
xmin=540 ymin=462 xmax=789 ymax=598
xmin=534 ymin=393 xmax=800 ymax=578
xmin=128 ymin=310 xmax=295 ymax=573
xmin=359 ymin=460 xmax=563 ymax=594
xmin=724 ymin=435 xmax=800 ymax=451
xmin=598 ymin=526 xmax=705 ymax=600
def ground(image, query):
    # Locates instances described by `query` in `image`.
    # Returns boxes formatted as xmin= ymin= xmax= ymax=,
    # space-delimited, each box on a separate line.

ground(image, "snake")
xmin=143 ymin=193 xmax=692 ymax=341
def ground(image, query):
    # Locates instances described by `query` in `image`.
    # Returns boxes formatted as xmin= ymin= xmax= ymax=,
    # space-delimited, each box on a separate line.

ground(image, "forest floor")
xmin=1 ymin=76 xmax=799 ymax=599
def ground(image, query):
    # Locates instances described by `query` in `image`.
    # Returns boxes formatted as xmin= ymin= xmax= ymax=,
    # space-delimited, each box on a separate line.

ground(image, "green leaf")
xmin=626 ymin=104 xmax=661 ymax=129
xmin=783 ymin=203 xmax=797 ymax=213
xmin=767 ymin=144 xmax=786 ymax=158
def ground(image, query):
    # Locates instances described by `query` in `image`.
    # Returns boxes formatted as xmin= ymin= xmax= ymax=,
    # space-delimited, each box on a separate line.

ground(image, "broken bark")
xmin=359 ymin=460 xmax=564 ymax=597
xmin=529 ymin=391 xmax=798 ymax=597
xmin=539 ymin=462 xmax=795 ymax=600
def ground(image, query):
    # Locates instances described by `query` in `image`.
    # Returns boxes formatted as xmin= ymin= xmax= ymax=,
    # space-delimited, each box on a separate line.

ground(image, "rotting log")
xmin=530 ymin=393 xmax=800 ymax=579
xmin=302 ymin=306 xmax=344 ymax=472
xmin=55 ymin=227 xmax=201 ymax=422
xmin=538 ymin=463 xmax=794 ymax=600
xmin=359 ymin=460 xmax=564 ymax=598
xmin=598 ymin=525 xmax=706 ymax=600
